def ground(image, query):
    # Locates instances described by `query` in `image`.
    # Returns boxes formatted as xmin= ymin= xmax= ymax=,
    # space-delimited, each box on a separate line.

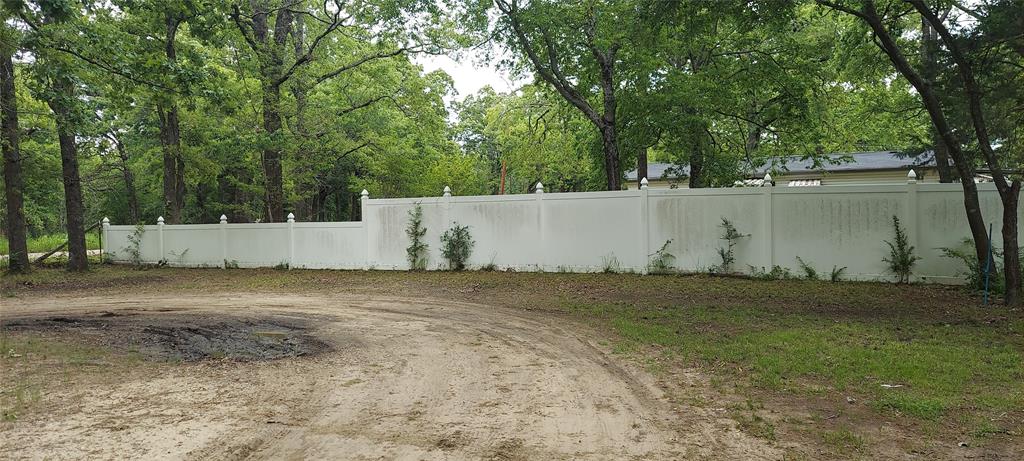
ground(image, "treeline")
xmin=0 ymin=0 xmax=1021 ymax=302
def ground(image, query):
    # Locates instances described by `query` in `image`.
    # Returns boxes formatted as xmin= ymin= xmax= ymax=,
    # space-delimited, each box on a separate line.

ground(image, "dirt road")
xmin=1 ymin=292 xmax=775 ymax=460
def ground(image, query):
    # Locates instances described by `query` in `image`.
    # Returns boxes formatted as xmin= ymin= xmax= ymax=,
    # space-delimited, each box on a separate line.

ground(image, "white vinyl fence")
xmin=103 ymin=173 xmax=1017 ymax=283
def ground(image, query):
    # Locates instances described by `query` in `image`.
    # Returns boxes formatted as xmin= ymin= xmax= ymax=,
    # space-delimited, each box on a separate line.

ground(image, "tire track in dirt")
xmin=1 ymin=293 xmax=779 ymax=460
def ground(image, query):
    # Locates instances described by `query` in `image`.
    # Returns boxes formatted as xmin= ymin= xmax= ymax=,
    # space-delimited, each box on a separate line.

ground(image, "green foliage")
xmin=940 ymin=238 xmax=1010 ymax=295
xmin=648 ymin=240 xmax=675 ymax=274
xmin=883 ymin=216 xmax=920 ymax=284
xmin=716 ymin=218 xmax=747 ymax=273
xmin=126 ymin=223 xmax=145 ymax=267
xmin=749 ymin=265 xmax=794 ymax=281
xmin=405 ymin=203 xmax=428 ymax=271
xmin=795 ymin=256 xmax=819 ymax=281
xmin=440 ymin=223 xmax=474 ymax=271
xmin=830 ymin=265 xmax=847 ymax=283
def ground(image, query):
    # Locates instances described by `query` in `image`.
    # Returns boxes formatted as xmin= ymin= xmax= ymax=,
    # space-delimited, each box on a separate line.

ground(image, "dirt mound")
xmin=2 ymin=311 xmax=329 ymax=361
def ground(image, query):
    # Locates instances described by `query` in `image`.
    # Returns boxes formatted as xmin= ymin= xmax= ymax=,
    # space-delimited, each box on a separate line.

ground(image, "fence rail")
xmin=103 ymin=173 xmax=1014 ymax=283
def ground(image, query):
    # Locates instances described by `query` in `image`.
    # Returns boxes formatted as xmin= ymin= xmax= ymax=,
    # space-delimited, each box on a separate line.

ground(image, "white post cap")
xmin=102 ymin=217 xmax=110 ymax=225
xmin=219 ymin=214 xmax=228 ymax=224
xmin=536 ymin=182 xmax=544 ymax=194
xmin=907 ymin=169 xmax=918 ymax=183
xmin=360 ymin=189 xmax=369 ymax=199
xmin=763 ymin=173 xmax=773 ymax=187
xmin=157 ymin=216 xmax=164 ymax=224
xmin=287 ymin=212 xmax=295 ymax=223
xmin=640 ymin=177 xmax=649 ymax=190
xmin=443 ymin=186 xmax=452 ymax=197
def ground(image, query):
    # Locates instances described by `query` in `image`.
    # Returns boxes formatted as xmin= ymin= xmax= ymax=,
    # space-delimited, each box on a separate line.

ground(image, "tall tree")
xmin=0 ymin=22 xmax=28 ymax=272
xmin=494 ymin=0 xmax=628 ymax=190
xmin=817 ymin=0 xmax=1021 ymax=303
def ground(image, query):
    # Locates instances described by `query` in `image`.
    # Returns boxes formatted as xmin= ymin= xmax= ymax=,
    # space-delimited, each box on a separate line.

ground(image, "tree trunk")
xmin=47 ymin=84 xmax=88 ymax=271
xmin=1002 ymin=183 xmax=1022 ymax=304
xmin=636 ymin=147 xmax=648 ymax=188
xmin=261 ymin=80 xmax=285 ymax=222
xmin=1 ymin=48 xmax=29 ymax=272
xmin=159 ymin=104 xmax=185 ymax=223
xmin=114 ymin=138 xmax=140 ymax=223
xmin=600 ymin=124 xmax=621 ymax=190
xmin=158 ymin=13 xmax=185 ymax=223
xmin=920 ymin=15 xmax=954 ymax=183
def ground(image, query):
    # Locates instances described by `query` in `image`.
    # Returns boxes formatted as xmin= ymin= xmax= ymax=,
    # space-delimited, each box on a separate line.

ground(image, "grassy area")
xmin=2 ymin=267 xmax=1022 ymax=452
xmin=0 ymin=233 xmax=101 ymax=255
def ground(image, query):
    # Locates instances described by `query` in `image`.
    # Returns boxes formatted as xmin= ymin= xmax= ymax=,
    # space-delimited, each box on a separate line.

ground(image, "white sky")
xmin=415 ymin=51 xmax=523 ymax=104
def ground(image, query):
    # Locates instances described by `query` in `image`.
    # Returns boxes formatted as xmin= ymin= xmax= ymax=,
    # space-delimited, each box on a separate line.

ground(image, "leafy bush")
xmin=716 ymin=218 xmax=747 ymax=273
xmin=883 ymin=215 xmax=920 ymax=284
xmin=405 ymin=203 xmax=428 ymax=271
xmin=830 ymin=265 xmax=847 ymax=283
xmin=940 ymin=238 xmax=1005 ymax=294
xmin=648 ymin=240 xmax=675 ymax=274
xmin=795 ymin=256 xmax=819 ymax=280
xmin=440 ymin=223 xmax=474 ymax=271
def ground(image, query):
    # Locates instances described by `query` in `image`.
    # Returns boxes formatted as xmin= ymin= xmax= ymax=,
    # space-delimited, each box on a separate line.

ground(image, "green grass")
xmin=0 ymin=233 xmax=101 ymax=255
xmin=569 ymin=301 xmax=1024 ymax=424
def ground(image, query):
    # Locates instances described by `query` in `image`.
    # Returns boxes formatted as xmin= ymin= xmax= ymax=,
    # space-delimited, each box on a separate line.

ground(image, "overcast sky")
xmin=415 ymin=50 xmax=523 ymax=106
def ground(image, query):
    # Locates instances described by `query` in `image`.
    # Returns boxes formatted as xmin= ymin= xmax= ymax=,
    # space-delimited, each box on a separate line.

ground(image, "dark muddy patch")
xmin=2 ymin=312 xmax=330 ymax=362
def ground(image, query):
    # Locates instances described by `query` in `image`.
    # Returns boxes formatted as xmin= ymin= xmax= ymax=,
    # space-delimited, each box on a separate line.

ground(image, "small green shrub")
xmin=127 ymin=223 xmax=145 ymax=267
xmin=830 ymin=265 xmax=847 ymax=283
xmin=883 ymin=215 xmax=920 ymax=284
xmin=648 ymin=240 xmax=675 ymax=274
xmin=405 ymin=203 xmax=428 ymax=271
xmin=716 ymin=218 xmax=747 ymax=273
xmin=480 ymin=253 xmax=498 ymax=271
xmin=795 ymin=256 xmax=819 ymax=280
xmin=940 ymin=237 xmax=1006 ymax=294
xmin=224 ymin=259 xmax=239 ymax=269
xmin=440 ymin=223 xmax=474 ymax=271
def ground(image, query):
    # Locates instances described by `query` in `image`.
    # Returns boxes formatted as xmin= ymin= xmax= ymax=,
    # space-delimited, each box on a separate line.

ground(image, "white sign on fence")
xmin=103 ymin=175 xmax=1013 ymax=283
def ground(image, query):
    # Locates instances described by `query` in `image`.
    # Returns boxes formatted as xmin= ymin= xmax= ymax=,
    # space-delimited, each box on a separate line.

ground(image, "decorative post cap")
xmin=763 ymin=173 xmax=773 ymax=187
xmin=219 ymin=214 xmax=228 ymax=224
xmin=443 ymin=185 xmax=452 ymax=197
xmin=536 ymin=182 xmax=544 ymax=194
xmin=102 ymin=217 xmax=110 ymax=225
xmin=287 ymin=212 xmax=295 ymax=223
xmin=907 ymin=169 xmax=918 ymax=183
xmin=640 ymin=177 xmax=649 ymax=190
xmin=360 ymin=189 xmax=369 ymax=199
xmin=157 ymin=216 xmax=164 ymax=224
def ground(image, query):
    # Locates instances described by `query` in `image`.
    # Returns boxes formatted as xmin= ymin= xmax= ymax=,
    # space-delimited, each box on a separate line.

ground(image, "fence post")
xmin=287 ymin=212 xmax=295 ymax=270
xmin=640 ymin=177 xmax=650 ymax=274
xmin=101 ymin=217 xmax=110 ymax=262
xmin=536 ymin=182 xmax=545 ymax=272
xmin=906 ymin=169 xmax=919 ymax=281
xmin=761 ymin=173 xmax=774 ymax=272
xmin=219 ymin=214 xmax=228 ymax=269
xmin=361 ymin=189 xmax=369 ymax=270
xmin=157 ymin=216 xmax=165 ymax=264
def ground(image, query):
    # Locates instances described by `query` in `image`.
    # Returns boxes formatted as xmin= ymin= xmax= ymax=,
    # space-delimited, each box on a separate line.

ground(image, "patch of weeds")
xmin=648 ymin=240 xmax=675 ymax=274
xmin=601 ymin=254 xmax=621 ymax=274
xmin=821 ymin=428 xmax=865 ymax=452
xmin=273 ymin=262 xmax=289 ymax=270
xmin=873 ymin=392 xmax=945 ymax=420
xmin=480 ymin=253 xmax=498 ymax=272
xmin=224 ymin=259 xmax=240 ymax=269
xmin=735 ymin=413 xmax=776 ymax=441
xmin=795 ymin=256 xmax=818 ymax=281
xmin=749 ymin=265 xmax=793 ymax=280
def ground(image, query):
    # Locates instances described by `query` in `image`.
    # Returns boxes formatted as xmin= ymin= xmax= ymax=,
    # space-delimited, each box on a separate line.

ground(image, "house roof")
xmin=626 ymin=151 xmax=939 ymax=181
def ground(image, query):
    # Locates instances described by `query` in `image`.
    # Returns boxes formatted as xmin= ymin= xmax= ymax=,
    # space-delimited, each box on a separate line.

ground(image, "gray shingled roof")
xmin=626 ymin=151 xmax=938 ymax=181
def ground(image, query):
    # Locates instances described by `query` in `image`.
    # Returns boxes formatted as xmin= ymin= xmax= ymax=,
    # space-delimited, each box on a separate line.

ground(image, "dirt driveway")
xmin=1 ymin=292 xmax=773 ymax=460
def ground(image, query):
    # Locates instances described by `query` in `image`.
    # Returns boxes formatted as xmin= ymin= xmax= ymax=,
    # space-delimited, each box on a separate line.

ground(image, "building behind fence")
xmin=103 ymin=172 xmax=1014 ymax=283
